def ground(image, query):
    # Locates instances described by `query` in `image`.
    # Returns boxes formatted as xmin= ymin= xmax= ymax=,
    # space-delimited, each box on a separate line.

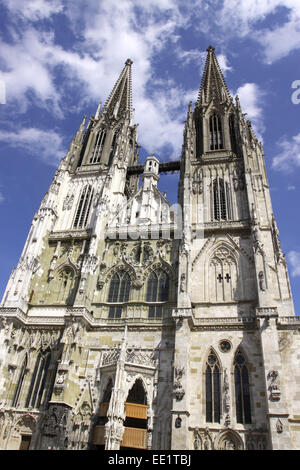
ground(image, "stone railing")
xmin=191 ymin=315 xmax=257 ymax=330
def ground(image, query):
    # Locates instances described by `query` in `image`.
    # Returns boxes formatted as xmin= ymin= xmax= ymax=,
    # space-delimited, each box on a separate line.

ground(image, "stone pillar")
xmin=171 ymin=310 xmax=191 ymax=450
xmin=257 ymin=309 xmax=293 ymax=449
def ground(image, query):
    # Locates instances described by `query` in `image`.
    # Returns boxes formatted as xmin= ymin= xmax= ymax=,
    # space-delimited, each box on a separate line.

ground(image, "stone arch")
xmin=143 ymin=259 xmax=175 ymax=302
xmin=232 ymin=347 xmax=252 ymax=425
xmin=11 ymin=414 xmax=37 ymax=448
xmin=124 ymin=374 xmax=150 ymax=406
xmin=206 ymin=239 xmax=240 ymax=302
xmin=104 ymin=263 xmax=136 ymax=295
xmin=203 ymin=347 xmax=222 ymax=424
xmin=102 ymin=377 xmax=114 ymax=403
xmin=214 ymin=428 xmax=244 ymax=450
xmin=52 ymin=263 xmax=78 ymax=305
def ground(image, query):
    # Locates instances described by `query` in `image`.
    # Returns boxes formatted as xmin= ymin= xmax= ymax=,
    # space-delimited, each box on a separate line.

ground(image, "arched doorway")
xmin=121 ymin=379 xmax=149 ymax=450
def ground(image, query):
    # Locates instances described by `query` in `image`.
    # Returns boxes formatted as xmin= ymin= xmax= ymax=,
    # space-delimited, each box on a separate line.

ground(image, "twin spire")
xmin=96 ymin=58 xmax=133 ymax=121
xmin=197 ymin=45 xmax=232 ymax=106
xmin=95 ymin=46 xmax=231 ymax=120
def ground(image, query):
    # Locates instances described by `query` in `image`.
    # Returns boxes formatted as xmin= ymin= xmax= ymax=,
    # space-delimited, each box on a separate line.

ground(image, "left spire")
xmin=98 ymin=58 xmax=133 ymax=121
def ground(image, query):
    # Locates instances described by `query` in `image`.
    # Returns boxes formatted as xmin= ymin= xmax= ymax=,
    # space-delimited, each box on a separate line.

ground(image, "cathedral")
xmin=0 ymin=46 xmax=299 ymax=451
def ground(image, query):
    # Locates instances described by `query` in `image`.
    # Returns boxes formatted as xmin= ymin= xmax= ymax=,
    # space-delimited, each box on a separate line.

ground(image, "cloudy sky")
xmin=0 ymin=0 xmax=300 ymax=313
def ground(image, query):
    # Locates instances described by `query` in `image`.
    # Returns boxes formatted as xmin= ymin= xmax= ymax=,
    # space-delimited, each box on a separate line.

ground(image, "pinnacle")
xmin=197 ymin=45 xmax=231 ymax=106
xmin=99 ymin=59 xmax=133 ymax=120
xmin=207 ymin=45 xmax=215 ymax=52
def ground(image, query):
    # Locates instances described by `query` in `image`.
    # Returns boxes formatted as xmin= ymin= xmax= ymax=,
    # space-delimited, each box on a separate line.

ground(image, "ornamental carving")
xmin=193 ymin=427 xmax=213 ymax=450
xmin=267 ymin=370 xmax=281 ymax=401
xmin=192 ymin=168 xmax=203 ymax=195
xmin=215 ymin=429 xmax=243 ymax=451
xmin=42 ymin=404 xmax=71 ymax=439
xmin=276 ymin=418 xmax=283 ymax=434
xmin=62 ymin=194 xmax=74 ymax=211
xmin=101 ymin=347 xmax=121 ymax=366
xmin=125 ymin=348 xmax=156 ymax=367
xmin=173 ymin=366 xmax=185 ymax=401
xmin=223 ymin=369 xmax=230 ymax=426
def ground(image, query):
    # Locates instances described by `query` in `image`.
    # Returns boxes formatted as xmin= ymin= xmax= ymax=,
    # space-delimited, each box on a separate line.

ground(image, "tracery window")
xmin=213 ymin=177 xmax=232 ymax=221
xmin=205 ymin=351 xmax=221 ymax=423
xmin=209 ymin=247 xmax=237 ymax=302
xmin=234 ymin=350 xmax=251 ymax=424
xmin=108 ymin=132 xmax=118 ymax=167
xmin=229 ymin=114 xmax=237 ymax=154
xmin=146 ymin=269 xmax=169 ymax=318
xmin=25 ymin=350 xmax=51 ymax=409
xmin=73 ymin=185 xmax=94 ymax=228
xmin=12 ymin=355 xmax=28 ymax=407
xmin=209 ymin=114 xmax=224 ymax=150
xmin=57 ymin=268 xmax=74 ymax=303
xmin=107 ymin=271 xmax=131 ymax=318
xmin=90 ymin=129 xmax=107 ymax=163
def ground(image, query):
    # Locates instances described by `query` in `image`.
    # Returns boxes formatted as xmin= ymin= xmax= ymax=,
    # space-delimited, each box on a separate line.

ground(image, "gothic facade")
xmin=0 ymin=47 xmax=300 ymax=451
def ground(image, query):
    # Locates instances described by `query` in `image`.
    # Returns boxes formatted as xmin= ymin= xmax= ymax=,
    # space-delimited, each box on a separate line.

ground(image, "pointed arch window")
xmin=146 ymin=269 xmax=169 ymax=318
xmin=213 ymin=177 xmax=232 ymax=221
xmin=57 ymin=267 xmax=74 ymax=303
xmin=234 ymin=350 xmax=251 ymax=424
xmin=107 ymin=271 xmax=131 ymax=318
xmin=12 ymin=354 xmax=28 ymax=407
xmin=108 ymin=132 xmax=118 ymax=167
xmin=90 ymin=129 xmax=107 ymax=163
xmin=127 ymin=379 xmax=147 ymax=405
xmin=73 ymin=185 xmax=94 ymax=228
xmin=209 ymin=114 xmax=224 ymax=150
xmin=205 ymin=351 xmax=221 ymax=423
xmin=229 ymin=114 xmax=237 ymax=154
xmin=102 ymin=378 xmax=113 ymax=403
xmin=25 ymin=350 xmax=51 ymax=409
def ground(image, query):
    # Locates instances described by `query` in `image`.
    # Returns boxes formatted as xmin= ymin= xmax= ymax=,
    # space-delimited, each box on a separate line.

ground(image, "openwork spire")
xmin=197 ymin=45 xmax=232 ymax=106
xmin=100 ymin=58 xmax=133 ymax=120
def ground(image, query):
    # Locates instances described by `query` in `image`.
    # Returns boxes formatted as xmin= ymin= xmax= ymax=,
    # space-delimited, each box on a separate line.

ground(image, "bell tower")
xmin=172 ymin=45 xmax=297 ymax=450
xmin=0 ymin=48 xmax=300 ymax=452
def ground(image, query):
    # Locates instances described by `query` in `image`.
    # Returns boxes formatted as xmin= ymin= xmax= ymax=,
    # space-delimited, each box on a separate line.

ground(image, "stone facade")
xmin=0 ymin=48 xmax=299 ymax=450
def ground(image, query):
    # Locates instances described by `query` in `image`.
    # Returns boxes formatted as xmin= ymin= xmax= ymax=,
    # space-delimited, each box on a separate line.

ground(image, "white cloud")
xmin=217 ymin=0 xmax=300 ymax=63
xmin=0 ymin=127 xmax=66 ymax=165
xmin=272 ymin=133 xmax=300 ymax=172
xmin=0 ymin=191 xmax=4 ymax=204
xmin=0 ymin=0 xmax=195 ymax=157
xmin=217 ymin=54 xmax=233 ymax=76
xmin=288 ymin=185 xmax=296 ymax=190
xmin=5 ymin=0 xmax=63 ymax=21
xmin=288 ymin=251 xmax=300 ymax=277
xmin=234 ymin=83 xmax=265 ymax=141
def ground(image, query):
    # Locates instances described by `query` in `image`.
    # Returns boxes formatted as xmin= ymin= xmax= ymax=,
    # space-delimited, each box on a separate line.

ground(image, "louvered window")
xmin=73 ymin=185 xmax=94 ymax=228
xmin=209 ymin=114 xmax=224 ymax=150
xmin=229 ymin=114 xmax=237 ymax=153
xmin=90 ymin=129 xmax=106 ymax=163
xmin=213 ymin=178 xmax=231 ymax=221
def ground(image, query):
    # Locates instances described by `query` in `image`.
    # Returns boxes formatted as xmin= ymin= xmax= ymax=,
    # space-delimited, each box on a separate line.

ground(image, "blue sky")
xmin=0 ymin=0 xmax=300 ymax=314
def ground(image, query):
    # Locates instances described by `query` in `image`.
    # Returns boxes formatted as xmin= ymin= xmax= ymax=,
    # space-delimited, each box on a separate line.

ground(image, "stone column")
xmin=257 ymin=310 xmax=293 ymax=449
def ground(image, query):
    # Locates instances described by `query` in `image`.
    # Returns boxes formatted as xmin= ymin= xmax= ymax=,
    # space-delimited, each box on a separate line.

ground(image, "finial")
xmin=125 ymin=58 xmax=133 ymax=66
xmin=207 ymin=45 xmax=215 ymax=53
xmin=95 ymin=101 xmax=102 ymax=119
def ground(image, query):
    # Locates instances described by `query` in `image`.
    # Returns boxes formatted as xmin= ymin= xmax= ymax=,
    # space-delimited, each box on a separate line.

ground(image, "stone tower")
xmin=0 ymin=48 xmax=300 ymax=451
